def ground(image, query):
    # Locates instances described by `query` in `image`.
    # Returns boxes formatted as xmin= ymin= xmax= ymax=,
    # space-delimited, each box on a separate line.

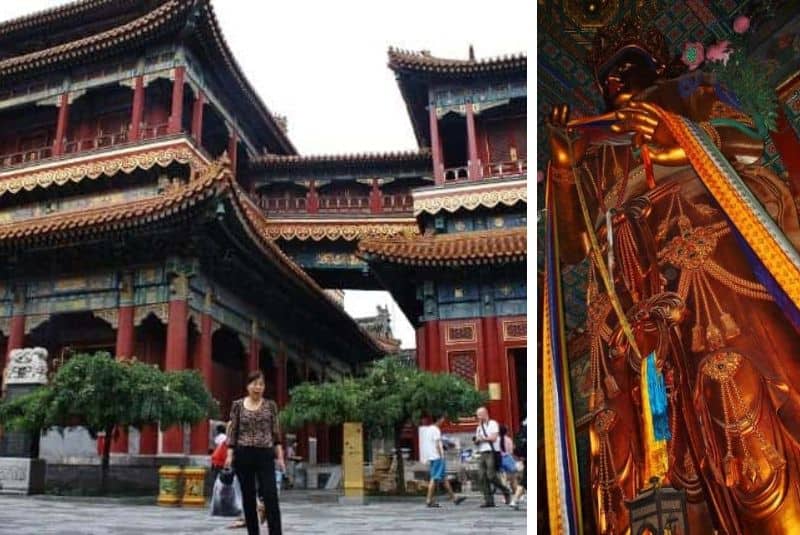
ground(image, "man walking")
xmin=422 ymin=415 xmax=466 ymax=508
xmin=474 ymin=407 xmax=511 ymax=507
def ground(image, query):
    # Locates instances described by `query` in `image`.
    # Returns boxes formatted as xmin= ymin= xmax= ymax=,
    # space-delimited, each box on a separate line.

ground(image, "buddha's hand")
xmin=611 ymin=101 xmax=687 ymax=166
xmin=548 ymin=104 xmax=588 ymax=169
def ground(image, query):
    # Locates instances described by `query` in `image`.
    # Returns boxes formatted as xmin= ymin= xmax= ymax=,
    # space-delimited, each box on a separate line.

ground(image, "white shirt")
xmin=214 ymin=433 xmax=227 ymax=447
xmin=475 ymin=419 xmax=500 ymax=453
xmin=420 ymin=425 xmax=442 ymax=463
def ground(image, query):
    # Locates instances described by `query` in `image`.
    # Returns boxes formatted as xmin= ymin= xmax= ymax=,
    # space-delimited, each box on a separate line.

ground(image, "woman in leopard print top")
xmin=225 ymin=370 xmax=284 ymax=535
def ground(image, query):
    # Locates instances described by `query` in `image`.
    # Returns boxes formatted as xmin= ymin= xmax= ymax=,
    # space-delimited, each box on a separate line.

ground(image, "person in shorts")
xmin=422 ymin=415 xmax=466 ymax=508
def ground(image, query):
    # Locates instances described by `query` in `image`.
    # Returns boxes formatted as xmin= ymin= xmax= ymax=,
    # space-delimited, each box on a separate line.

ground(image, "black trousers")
xmin=234 ymin=446 xmax=282 ymax=535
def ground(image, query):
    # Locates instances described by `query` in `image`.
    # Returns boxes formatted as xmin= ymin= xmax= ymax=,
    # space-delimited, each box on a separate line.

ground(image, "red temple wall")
xmin=418 ymin=315 xmax=526 ymax=434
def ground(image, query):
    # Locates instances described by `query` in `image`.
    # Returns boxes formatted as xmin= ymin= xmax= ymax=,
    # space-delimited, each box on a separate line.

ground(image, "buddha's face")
xmin=601 ymin=51 xmax=660 ymax=109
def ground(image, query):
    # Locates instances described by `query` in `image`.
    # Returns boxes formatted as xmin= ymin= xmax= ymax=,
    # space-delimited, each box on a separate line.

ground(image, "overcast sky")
xmin=0 ymin=0 xmax=527 ymax=349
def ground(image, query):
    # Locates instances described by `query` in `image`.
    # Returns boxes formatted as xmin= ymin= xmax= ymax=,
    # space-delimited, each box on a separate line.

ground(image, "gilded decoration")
xmin=93 ymin=308 xmax=119 ymax=329
xmin=413 ymin=185 xmax=527 ymax=216
xmin=502 ymin=319 xmax=527 ymax=341
xmin=262 ymin=222 xmax=419 ymax=242
xmin=445 ymin=322 xmax=476 ymax=344
xmin=661 ymin=111 xmax=800 ymax=313
xmin=134 ymin=304 xmax=169 ymax=326
xmin=24 ymin=314 xmax=50 ymax=335
xmin=0 ymin=145 xmax=205 ymax=197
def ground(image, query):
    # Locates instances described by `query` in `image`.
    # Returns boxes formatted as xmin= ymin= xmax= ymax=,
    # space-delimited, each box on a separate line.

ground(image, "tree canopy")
xmin=0 ymin=352 xmax=218 ymax=492
xmin=280 ymin=356 xmax=486 ymax=493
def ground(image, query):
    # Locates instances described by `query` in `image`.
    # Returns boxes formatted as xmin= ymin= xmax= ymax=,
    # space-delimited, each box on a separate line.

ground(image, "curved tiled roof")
xmin=358 ymin=227 xmax=526 ymax=266
xmin=0 ymin=0 xmax=122 ymax=40
xmin=0 ymin=0 xmax=188 ymax=77
xmin=0 ymin=0 xmax=294 ymax=155
xmin=388 ymin=47 xmax=527 ymax=76
xmin=251 ymin=150 xmax=431 ymax=169
xmin=0 ymin=157 xmax=382 ymax=355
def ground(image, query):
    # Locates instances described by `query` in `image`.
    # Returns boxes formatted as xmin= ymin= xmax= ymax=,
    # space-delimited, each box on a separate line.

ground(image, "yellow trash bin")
xmin=181 ymin=467 xmax=207 ymax=507
xmin=157 ymin=466 xmax=183 ymax=506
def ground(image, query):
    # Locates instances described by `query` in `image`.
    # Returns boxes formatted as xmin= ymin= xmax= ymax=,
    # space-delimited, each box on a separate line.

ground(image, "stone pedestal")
xmin=0 ymin=348 xmax=49 ymax=495
xmin=0 ymin=458 xmax=45 ymax=495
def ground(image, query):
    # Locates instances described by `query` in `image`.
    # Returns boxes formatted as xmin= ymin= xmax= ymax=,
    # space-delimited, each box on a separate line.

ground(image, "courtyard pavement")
xmin=0 ymin=493 xmax=528 ymax=534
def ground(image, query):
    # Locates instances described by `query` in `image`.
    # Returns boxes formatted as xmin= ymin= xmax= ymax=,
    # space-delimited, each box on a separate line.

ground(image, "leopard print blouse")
xmin=228 ymin=398 xmax=282 ymax=448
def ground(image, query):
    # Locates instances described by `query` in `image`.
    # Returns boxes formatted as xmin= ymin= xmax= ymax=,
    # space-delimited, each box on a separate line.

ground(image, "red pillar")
xmin=429 ymin=104 xmax=444 ymax=184
xmin=481 ymin=316 xmax=506 ymax=424
xmin=248 ymin=337 xmax=260 ymax=374
xmin=275 ymin=351 xmax=288 ymax=408
xmin=369 ymin=178 xmax=383 ymax=214
xmin=191 ymin=90 xmax=205 ymax=146
xmin=425 ymin=321 xmax=441 ymax=373
xmin=190 ymin=311 xmax=214 ymax=454
xmin=129 ymin=76 xmax=145 ymax=141
xmin=167 ymin=66 xmax=185 ymax=135
xmin=307 ymin=180 xmax=319 ymax=214
xmin=163 ymin=294 xmax=188 ymax=454
xmin=52 ymin=93 xmax=70 ymax=156
xmin=139 ymin=425 xmax=158 ymax=455
xmin=112 ymin=304 xmax=135 ymax=453
xmin=6 ymin=315 xmax=25 ymax=359
xmin=416 ymin=325 xmax=427 ymax=371
xmin=466 ymin=102 xmax=481 ymax=180
xmin=228 ymin=129 xmax=238 ymax=176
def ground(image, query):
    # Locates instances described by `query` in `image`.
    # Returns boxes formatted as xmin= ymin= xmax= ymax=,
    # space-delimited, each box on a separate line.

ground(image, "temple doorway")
xmin=509 ymin=346 xmax=527 ymax=428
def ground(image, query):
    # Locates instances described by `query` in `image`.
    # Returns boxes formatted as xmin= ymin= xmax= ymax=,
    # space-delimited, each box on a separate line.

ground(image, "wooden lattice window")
xmin=449 ymin=351 xmax=477 ymax=385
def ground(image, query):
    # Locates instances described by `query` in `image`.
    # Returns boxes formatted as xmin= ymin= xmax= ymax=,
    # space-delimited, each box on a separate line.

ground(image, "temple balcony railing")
xmin=256 ymin=193 xmax=414 ymax=216
xmin=483 ymin=158 xmax=526 ymax=179
xmin=0 ymin=123 xmax=198 ymax=172
xmin=442 ymin=158 xmax=527 ymax=185
xmin=0 ymin=146 xmax=54 ymax=167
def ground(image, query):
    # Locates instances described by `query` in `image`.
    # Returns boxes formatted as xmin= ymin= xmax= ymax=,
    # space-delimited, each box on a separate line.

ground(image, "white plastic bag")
xmin=209 ymin=473 xmax=243 ymax=517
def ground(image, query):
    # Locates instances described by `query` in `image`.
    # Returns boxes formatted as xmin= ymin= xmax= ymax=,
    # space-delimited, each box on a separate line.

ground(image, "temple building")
xmin=0 ymin=0 xmax=528 ymax=474
xmin=540 ymin=2 xmax=800 ymax=534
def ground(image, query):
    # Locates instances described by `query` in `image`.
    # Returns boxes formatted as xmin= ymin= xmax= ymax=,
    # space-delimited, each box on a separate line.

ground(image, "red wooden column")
xmin=248 ymin=321 xmax=260 ymax=373
xmin=162 ymin=274 xmax=189 ymax=454
xmin=129 ymin=76 xmax=145 ymax=141
xmin=274 ymin=348 xmax=288 ymax=408
xmin=424 ymin=321 xmax=441 ymax=373
xmin=190 ymin=303 xmax=214 ymax=455
xmin=111 ymin=274 xmax=135 ymax=453
xmin=191 ymin=90 xmax=205 ymax=146
xmin=466 ymin=102 xmax=481 ymax=180
xmin=228 ymin=129 xmax=238 ymax=177
xmin=307 ymin=180 xmax=319 ymax=214
xmin=6 ymin=315 xmax=25 ymax=360
xmin=369 ymin=178 xmax=383 ymax=214
xmin=52 ymin=93 xmax=70 ymax=156
xmin=429 ymin=104 xmax=444 ymax=184
xmin=481 ymin=316 xmax=506 ymax=425
xmin=167 ymin=66 xmax=185 ymax=135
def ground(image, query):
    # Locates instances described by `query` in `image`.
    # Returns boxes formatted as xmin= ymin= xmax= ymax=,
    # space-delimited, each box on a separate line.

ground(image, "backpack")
xmin=513 ymin=423 xmax=527 ymax=458
xmin=211 ymin=441 xmax=228 ymax=469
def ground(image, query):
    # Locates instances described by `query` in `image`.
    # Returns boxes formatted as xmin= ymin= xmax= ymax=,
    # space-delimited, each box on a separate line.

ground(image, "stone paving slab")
xmin=0 ymin=495 xmax=528 ymax=534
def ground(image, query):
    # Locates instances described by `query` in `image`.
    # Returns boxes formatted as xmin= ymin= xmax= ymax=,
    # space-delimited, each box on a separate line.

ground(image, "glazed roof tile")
xmin=358 ymin=227 xmax=526 ymax=266
xmin=0 ymin=158 xmax=382 ymax=354
xmin=387 ymin=47 xmax=527 ymax=76
xmin=0 ymin=0 xmax=294 ymax=154
xmin=251 ymin=150 xmax=431 ymax=169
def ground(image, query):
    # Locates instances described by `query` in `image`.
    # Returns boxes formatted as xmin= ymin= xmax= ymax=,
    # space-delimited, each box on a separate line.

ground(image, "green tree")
xmin=281 ymin=356 xmax=486 ymax=493
xmin=0 ymin=353 xmax=218 ymax=493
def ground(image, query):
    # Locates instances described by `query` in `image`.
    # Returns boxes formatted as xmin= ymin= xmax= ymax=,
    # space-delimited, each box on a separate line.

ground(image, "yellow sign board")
xmin=342 ymin=422 xmax=364 ymax=499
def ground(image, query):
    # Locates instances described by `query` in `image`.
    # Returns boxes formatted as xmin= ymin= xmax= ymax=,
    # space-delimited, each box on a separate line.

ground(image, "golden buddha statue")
xmin=546 ymin=12 xmax=800 ymax=535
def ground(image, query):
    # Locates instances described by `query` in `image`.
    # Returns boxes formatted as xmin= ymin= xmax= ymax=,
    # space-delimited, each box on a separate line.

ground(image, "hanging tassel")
xmin=762 ymin=442 xmax=786 ymax=470
xmin=720 ymin=312 xmax=741 ymax=340
xmin=724 ymin=454 xmax=740 ymax=487
xmin=646 ymin=353 xmax=672 ymax=441
xmin=604 ymin=510 xmax=617 ymax=534
xmin=741 ymin=455 xmax=759 ymax=485
xmin=691 ymin=324 xmax=705 ymax=353
xmin=604 ymin=373 xmax=620 ymax=398
xmin=641 ymin=144 xmax=656 ymax=189
xmin=706 ymin=322 xmax=724 ymax=351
